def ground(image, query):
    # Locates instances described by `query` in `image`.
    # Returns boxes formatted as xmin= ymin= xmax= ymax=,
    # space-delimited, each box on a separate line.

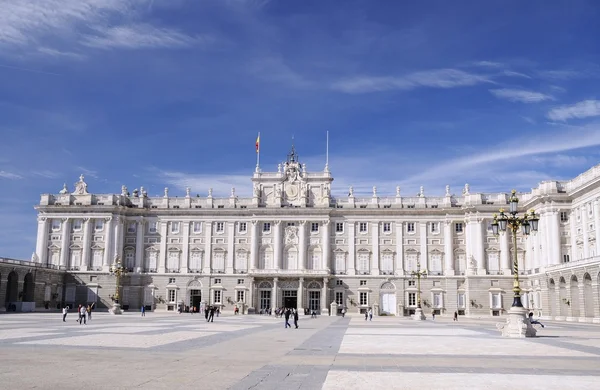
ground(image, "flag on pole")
xmin=255 ymin=134 xmax=260 ymax=153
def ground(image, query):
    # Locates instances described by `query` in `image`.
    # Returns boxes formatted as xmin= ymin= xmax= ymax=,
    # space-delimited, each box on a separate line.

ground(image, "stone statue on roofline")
xmin=59 ymin=183 xmax=68 ymax=194
xmin=72 ymin=174 xmax=88 ymax=195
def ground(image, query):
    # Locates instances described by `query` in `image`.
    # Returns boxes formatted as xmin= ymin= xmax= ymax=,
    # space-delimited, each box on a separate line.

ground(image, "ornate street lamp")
xmin=491 ymin=190 xmax=539 ymax=337
xmin=109 ymin=256 xmax=127 ymax=315
xmin=410 ymin=260 xmax=428 ymax=320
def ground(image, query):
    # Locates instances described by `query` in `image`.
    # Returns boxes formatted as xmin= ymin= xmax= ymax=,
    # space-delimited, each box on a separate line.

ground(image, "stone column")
xmin=272 ymin=277 xmax=278 ymax=309
xmin=35 ymin=217 xmax=49 ymax=265
xmin=102 ymin=217 xmax=113 ymax=270
xmin=321 ymin=277 xmax=328 ymax=313
xmin=135 ymin=219 xmax=144 ymax=273
xmin=250 ymin=220 xmax=259 ymax=270
xmin=551 ymin=211 xmax=561 ymax=266
xmin=59 ymin=218 xmax=71 ymax=270
xmin=582 ymin=206 xmax=590 ymax=258
xmin=226 ymin=222 xmax=235 ymax=274
xmin=322 ymin=221 xmax=331 ymax=271
xmin=443 ymin=220 xmax=454 ymax=275
xmin=298 ymin=277 xmax=304 ymax=310
xmin=274 ymin=221 xmax=282 ymax=270
xmin=371 ymin=222 xmax=379 ymax=274
xmin=203 ymin=222 xmax=212 ymax=274
xmin=158 ymin=221 xmax=168 ymax=273
xmin=500 ymin=228 xmax=511 ymax=274
xmin=181 ymin=221 xmax=190 ymax=273
xmin=298 ymin=221 xmax=306 ymax=270
xmin=419 ymin=222 xmax=428 ymax=271
xmin=114 ymin=216 xmax=124 ymax=263
xmin=569 ymin=211 xmax=578 ymax=261
xmin=396 ymin=222 xmax=404 ymax=275
xmin=465 ymin=216 xmax=472 ymax=268
xmin=348 ymin=222 xmax=356 ymax=275
xmin=475 ymin=219 xmax=486 ymax=275
xmin=81 ymin=218 xmax=92 ymax=271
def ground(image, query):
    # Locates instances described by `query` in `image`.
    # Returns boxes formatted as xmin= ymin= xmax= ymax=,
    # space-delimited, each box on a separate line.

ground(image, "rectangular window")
xmin=458 ymin=293 xmax=465 ymax=308
xmin=236 ymin=290 xmax=245 ymax=303
xmin=335 ymin=222 xmax=344 ymax=233
xmin=383 ymin=223 xmax=391 ymax=233
xmin=359 ymin=292 xmax=368 ymax=306
xmin=335 ymin=291 xmax=344 ymax=305
xmin=127 ymin=222 xmax=136 ymax=233
xmin=563 ymin=254 xmax=570 ymax=263
xmin=148 ymin=222 xmax=157 ymax=234
xmin=94 ymin=219 xmax=103 ymax=231
xmin=408 ymin=292 xmax=416 ymax=306
xmin=214 ymin=278 xmax=222 ymax=284
xmin=287 ymin=222 xmax=295 ymax=227
xmin=433 ymin=293 xmax=442 ymax=308
xmin=359 ymin=222 xmax=368 ymax=233
xmin=263 ymin=222 xmax=271 ymax=233
xmin=237 ymin=279 xmax=244 ymax=285
xmin=407 ymin=223 xmax=415 ymax=233
xmin=216 ymin=222 xmax=224 ymax=232
xmin=336 ymin=280 xmax=343 ymax=286
xmin=52 ymin=219 xmax=62 ymax=231
xmin=359 ymin=280 xmax=367 ymax=286
xmin=430 ymin=222 xmax=438 ymax=233
xmin=492 ymin=293 xmax=501 ymax=309
xmin=168 ymin=290 xmax=176 ymax=303
xmin=311 ymin=222 xmax=319 ymax=232
xmin=72 ymin=219 xmax=82 ymax=231
xmin=455 ymin=222 xmax=463 ymax=233
xmin=170 ymin=222 xmax=180 ymax=234
xmin=335 ymin=253 xmax=345 ymax=273
xmin=213 ymin=290 xmax=222 ymax=304
xmin=408 ymin=280 xmax=416 ymax=287
xmin=239 ymin=222 xmax=247 ymax=233
xmin=560 ymin=212 xmax=568 ymax=223
xmin=168 ymin=278 xmax=176 ymax=284
xmin=193 ymin=222 xmax=202 ymax=233
xmin=357 ymin=253 xmax=369 ymax=272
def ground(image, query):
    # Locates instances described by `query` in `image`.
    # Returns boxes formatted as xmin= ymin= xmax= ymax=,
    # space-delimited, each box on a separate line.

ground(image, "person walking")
xmin=364 ymin=310 xmax=368 ymax=321
xmin=432 ymin=312 xmax=436 ymax=321
xmin=62 ymin=306 xmax=69 ymax=322
xmin=368 ymin=308 xmax=373 ymax=321
xmin=141 ymin=305 xmax=146 ymax=317
xmin=79 ymin=305 xmax=87 ymax=325
xmin=453 ymin=311 xmax=458 ymax=321
xmin=208 ymin=306 xmax=215 ymax=322
xmin=293 ymin=309 xmax=299 ymax=329
xmin=87 ymin=304 xmax=92 ymax=321
xmin=284 ymin=309 xmax=291 ymax=328
xmin=341 ymin=307 xmax=346 ymax=318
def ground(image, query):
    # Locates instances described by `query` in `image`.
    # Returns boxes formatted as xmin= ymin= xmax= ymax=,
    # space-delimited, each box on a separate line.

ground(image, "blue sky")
xmin=1 ymin=0 xmax=600 ymax=259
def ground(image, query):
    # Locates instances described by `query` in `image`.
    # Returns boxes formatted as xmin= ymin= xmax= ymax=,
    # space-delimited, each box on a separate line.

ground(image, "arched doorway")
xmin=570 ymin=275 xmax=580 ymax=318
xmin=548 ymin=279 xmax=556 ymax=317
xmin=380 ymin=282 xmax=397 ymax=315
xmin=187 ymin=279 xmax=202 ymax=312
xmin=5 ymin=271 xmax=18 ymax=308
xmin=23 ymin=273 xmax=35 ymax=302
xmin=559 ymin=277 xmax=567 ymax=317
xmin=583 ymin=273 xmax=594 ymax=318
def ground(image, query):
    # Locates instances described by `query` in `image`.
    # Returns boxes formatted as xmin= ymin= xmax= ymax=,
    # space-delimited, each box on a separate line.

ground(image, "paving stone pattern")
xmin=0 ymin=312 xmax=599 ymax=389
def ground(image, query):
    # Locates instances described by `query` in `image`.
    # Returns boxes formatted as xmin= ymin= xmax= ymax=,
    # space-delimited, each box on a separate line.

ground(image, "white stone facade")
xmin=31 ymin=148 xmax=600 ymax=320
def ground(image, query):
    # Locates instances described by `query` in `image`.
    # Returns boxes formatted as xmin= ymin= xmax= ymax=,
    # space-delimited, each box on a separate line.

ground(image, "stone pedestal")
xmin=496 ymin=306 xmax=536 ymax=338
xmin=109 ymin=302 xmax=123 ymax=315
xmin=413 ymin=307 xmax=426 ymax=321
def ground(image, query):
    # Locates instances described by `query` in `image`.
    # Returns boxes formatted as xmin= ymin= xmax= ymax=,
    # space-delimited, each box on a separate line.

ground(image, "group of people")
xmin=62 ymin=303 xmax=94 ymax=324
xmin=282 ymin=308 xmax=300 ymax=328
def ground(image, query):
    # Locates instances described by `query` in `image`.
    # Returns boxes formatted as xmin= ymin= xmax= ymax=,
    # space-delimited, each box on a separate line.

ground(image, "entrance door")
xmin=381 ymin=293 xmax=397 ymax=315
xmin=309 ymin=291 xmax=320 ymax=312
xmin=189 ymin=290 xmax=202 ymax=312
xmin=282 ymin=290 xmax=297 ymax=309
xmin=259 ymin=290 xmax=271 ymax=310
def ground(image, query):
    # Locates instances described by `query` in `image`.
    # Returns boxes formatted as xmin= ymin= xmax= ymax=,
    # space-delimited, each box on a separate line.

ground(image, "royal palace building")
xmin=2 ymin=146 xmax=600 ymax=321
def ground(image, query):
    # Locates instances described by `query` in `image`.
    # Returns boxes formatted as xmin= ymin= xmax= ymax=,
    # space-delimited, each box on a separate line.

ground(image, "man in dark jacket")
xmin=293 ymin=309 xmax=299 ymax=329
xmin=284 ymin=308 xmax=291 ymax=328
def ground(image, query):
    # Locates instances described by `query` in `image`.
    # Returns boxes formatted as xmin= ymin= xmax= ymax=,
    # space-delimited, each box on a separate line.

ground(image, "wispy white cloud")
xmin=82 ymin=24 xmax=209 ymax=50
xmin=31 ymin=170 xmax=62 ymax=179
xmin=531 ymin=154 xmax=590 ymax=167
xmin=502 ymin=70 xmax=531 ymax=79
xmin=547 ymin=100 xmax=600 ymax=121
xmin=489 ymin=88 xmax=554 ymax=103
xmin=154 ymin=170 xmax=252 ymax=197
xmin=248 ymin=57 xmax=313 ymax=89
xmin=472 ymin=61 xmax=504 ymax=68
xmin=76 ymin=167 xmax=100 ymax=179
xmin=36 ymin=47 xmax=86 ymax=60
xmin=331 ymin=68 xmax=492 ymax=94
xmin=538 ymin=69 xmax=584 ymax=80
xmin=0 ymin=171 xmax=23 ymax=179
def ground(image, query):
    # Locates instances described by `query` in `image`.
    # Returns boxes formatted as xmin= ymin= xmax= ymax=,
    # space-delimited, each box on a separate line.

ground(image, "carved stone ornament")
xmin=31 ymin=252 xmax=39 ymax=262
xmin=59 ymin=183 xmax=68 ymax=194
xmin=72 ymin=174 xmax=88 ymax=195
xmin=253 ymin=183 xmax=261 ymax=198
xmin=284 ymin=226 xmax=298 ymax=245
xmin=285 ymin=182 xmax=299 ymax=200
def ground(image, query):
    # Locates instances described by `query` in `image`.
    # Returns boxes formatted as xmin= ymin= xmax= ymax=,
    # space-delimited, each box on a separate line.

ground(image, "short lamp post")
xmin=410 ymin=260 xmax=427 ymax=320
xmin=109 ymin=257 xmax=127 ymax=315
xmin=491 ymin=190 xmax=539 ymax=337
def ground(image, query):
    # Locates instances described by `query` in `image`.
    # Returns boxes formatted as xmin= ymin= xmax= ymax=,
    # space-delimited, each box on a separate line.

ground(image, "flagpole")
xmin=325 ymin=130 xmax=329 ymax=172
xmin=255 ymin=132 xmax=260 ymax=173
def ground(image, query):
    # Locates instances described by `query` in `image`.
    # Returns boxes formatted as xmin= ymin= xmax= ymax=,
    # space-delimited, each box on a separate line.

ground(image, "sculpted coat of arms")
xmin=284 ymin=226 xmax=298 ymax=245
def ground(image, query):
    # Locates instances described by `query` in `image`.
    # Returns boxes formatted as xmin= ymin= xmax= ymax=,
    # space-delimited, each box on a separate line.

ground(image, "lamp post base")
xmin=497 ymin=306 xmax=536 ymax=338
xmin=413 ymin=307 xmax=426 ymax=321
xmin=109 ymin=302 xmax=123 ymax=315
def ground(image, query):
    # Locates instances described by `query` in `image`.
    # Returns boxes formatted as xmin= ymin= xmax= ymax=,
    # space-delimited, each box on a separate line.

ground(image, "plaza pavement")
xmin=0 ymin=312 xmax=599 ymax=390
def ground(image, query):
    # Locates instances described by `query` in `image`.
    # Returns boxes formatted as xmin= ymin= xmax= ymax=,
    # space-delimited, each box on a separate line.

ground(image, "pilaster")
xmin=135 ymin=219 xmax=145 ymax=273
xmin=395 ymin=222 xmax=404 ymax=275
xmin=569 ymin=211 xmax=577 ymax=260
xmin=35 ymin=217 xmax=48 ymax=264
xmin=203 ymin=222 xmax=212 ymax=274
xmin=298 ymin=277 xmax=304 ymax=310
xmin=158 ymin=221 xmax=168 ymax=273
xmin=321 ymin=277 xmax=328 ymax=313
xmin=500 ymin=229 xmax=511 ymax=274
xmin=550 ymin=211 xmax=561 ymax=266
xmin=272 ymin=277 xmax=278 ymax=309
xmin=59 ymin=218 xmax=71 ymax=270
xmin=443 ymin=220 xmax=454 ymax=275
xmin=348 ymin=222 xmax=356 ymax=275
xmin=114 ymin=216 xmax=124 ymax=263
xmin=582 ymin=205 xmax=590 ymax=258
xmin=102 ymin=217 xmax=113 ymax=271
xmin=226 ymin=222 xmax=235 ymax=274
xmin=250 ymin=220 xmax=259 ymax=270
xmin=371 ymin=222 xmax=379 ymax=274
xmin=322 ymin=220 xmax=331 ymax=271
xmin=419 ymin=222 xmax=427 ymax=272
xmin=181 ymin=221 xmax=190 ymax=274
xmin=475 ymin=218 xmax=486 ymax=275
xmin=298 ymin=221 xmax=307 ymax=270
xmin=274 ymin=221 xmax=282 ymax=270
xmin=81 ymin=218 xmax=92 ymax=271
